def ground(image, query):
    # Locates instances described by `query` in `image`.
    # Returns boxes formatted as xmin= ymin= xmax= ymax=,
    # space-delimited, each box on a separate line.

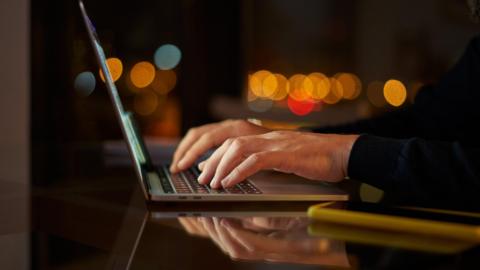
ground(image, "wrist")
xmin=338 ymin=135 xmax=360 ymax=179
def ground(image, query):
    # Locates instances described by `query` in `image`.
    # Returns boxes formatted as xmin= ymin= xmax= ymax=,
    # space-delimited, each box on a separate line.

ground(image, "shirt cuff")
xmin=347 ymin=134 xmax=405 ymax=191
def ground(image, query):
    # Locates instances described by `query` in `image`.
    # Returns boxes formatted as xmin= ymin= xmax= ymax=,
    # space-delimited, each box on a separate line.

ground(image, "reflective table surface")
xmin=2 ymin=141 xmax=480 ymax=269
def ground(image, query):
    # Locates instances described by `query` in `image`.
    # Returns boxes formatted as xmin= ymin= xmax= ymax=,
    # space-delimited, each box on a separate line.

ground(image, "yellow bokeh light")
xmin=270 ymin=74 xmax=289 ymax=101
xmin=335 ymin=73 xmax=362 ymax=100
xmin=246 ymin=77 xmax=258 ymax=102
xmin=323 ymin=78 xmax=344 ymax=104
xmin=130 ymin=61 xmax=156 ymax=88
xmin=151 ymin=70 xmax=177 ymax=95
xmin=134 ymin=90 xmax=159 ymax=116
xmin=289 ymin=74 xmax=312 ymax=101
xmin=384 ymin=79 xmax=407 ymax=107
xmin=367 ymin=81 xmax=386 ymax=107
xmin=99 ymin=57 xmax=123 ymax=82
xmin=305 ymin=72 xmax=330 ymax=100
xmin=248 ymin=70 xmax=279 ymax=98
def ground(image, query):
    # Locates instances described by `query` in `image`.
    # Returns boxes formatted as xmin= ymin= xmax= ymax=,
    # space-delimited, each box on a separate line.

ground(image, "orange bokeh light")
xmin=384 ymin=79 xmax=407 ymax=107
xmin=130 ymin=61 xmax=156 ymax=88
xmin=99 ymin=57 xmax=123 ymax=82
xmin=270 ymin=74 xmax=289 ymax=101
xmin=322 ymin=78 xmax=344 ymax=104
xmin=134 ymin=89 xmax=159 ymax=116
xmin=335 ymin=73 xmax=362 ymax=100
xmin=289 ymin=74 xmax=312 ymax=101
xmin=305 ymin=72 xmax=330 ymax=100
xmin=151 ymin=69 xmax=177 ymax=95
xmin=249 ymin=70 xmax=279 ymax=98
xmin=367 ymin=81 xmax=386 ymax=108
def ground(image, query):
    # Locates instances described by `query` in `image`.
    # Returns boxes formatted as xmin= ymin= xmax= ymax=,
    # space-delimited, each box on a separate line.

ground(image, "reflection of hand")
xmin=170 ymin=120 xmax=270 ymax=173
xmin=197 ymin=131 xmax=359 ymax=189
xmin=178 ymin=217 xmax=349 ymax=266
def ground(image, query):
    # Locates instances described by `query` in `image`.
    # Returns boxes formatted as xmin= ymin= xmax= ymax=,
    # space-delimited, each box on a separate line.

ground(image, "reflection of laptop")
xmin=79 ymin=0 xmax=348 ymax=202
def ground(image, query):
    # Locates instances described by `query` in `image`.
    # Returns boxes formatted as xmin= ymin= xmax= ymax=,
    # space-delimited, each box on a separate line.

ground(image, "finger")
xmin=170 ymin=127 xmax=207 ymax=172
xmin=210 ymin=137 xmax=263 ymax=189
xmin=198 ymin=160 xmax=206 ymax=171
xmin=200 ymin=217 xmax=225 ymax=252
xmin=221 ymin=151 xmax=285 ymax=188
xmin=197 ymin=139 xmax=233 ymax=185
xmin=213 ymin=218 xmax=249 ymax=260
xmin=176 ymin=130 xmax=224 ymax=171
xmin=178 ymin=217 xmax=209 ymax=237
xmin=221 ymin=219 xmax=256 ymax=252
xmin=178 ymin=217 xmax=196 ymax=234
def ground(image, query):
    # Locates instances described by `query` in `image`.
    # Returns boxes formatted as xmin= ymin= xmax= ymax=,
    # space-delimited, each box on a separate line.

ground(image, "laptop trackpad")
xmin=249 ymin=171 xmax=345 ymax=195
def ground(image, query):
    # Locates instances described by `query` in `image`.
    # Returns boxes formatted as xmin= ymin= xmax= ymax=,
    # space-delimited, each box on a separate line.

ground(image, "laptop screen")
xmin=79 ymin=1 xmax=152 ymax=180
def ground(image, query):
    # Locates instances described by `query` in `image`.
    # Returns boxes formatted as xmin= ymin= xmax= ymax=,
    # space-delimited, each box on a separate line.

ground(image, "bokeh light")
xmin=305 ymin=72 xmax=330 ymax=100
xmin=322 ymin=78 xmax=344 ymax=104
xmin=248 ymin=98 xmax=273 ymax=112
xmin=74 ymin=71 xmax=96 ymax=97
xmin=289 ymin=74 xmax=312 ymax=101
xmin=99 ymin=57 xmax=123 ymax=82
xmin=154 ymin=44 xmax=182 ymax=70
xmin=384 ymin=79 xmax=407 ymax=107
xmin=249 ymin=70 xmax=278 ymax=98
xmin=130 ymin=61 xmax=156 ymax=88
xmin=367 ymin=81 xmax=386 ymax=107
xmin=270 ymin=74 xmax=289 ymax=101
xmin=335 ymin=73 xmax=362 ymax=100
xmin=151 ymin=69 xmax=177 ymax=95
xmin=287 ymin=96 xmax=315 ymax=116
xmin=134 ymin=89 xmax=159 ymax=116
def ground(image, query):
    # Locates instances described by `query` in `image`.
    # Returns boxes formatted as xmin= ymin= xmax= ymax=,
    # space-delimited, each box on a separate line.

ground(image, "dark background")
xmin=31 ymin=0 xmax=479 ymax=185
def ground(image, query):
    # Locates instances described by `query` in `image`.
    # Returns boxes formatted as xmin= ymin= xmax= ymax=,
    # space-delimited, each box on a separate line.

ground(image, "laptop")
xmin=79 ymin=0 xmax=348 ymax=202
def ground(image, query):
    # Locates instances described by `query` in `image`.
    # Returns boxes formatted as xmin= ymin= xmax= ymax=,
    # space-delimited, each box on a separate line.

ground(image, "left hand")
xmin=197 ymin=130 xmax=359 ymax=189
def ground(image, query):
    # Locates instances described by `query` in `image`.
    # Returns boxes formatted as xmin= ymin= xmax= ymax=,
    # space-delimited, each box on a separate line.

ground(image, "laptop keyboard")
xmin=157 ymin=165 xmax=262 ymax=194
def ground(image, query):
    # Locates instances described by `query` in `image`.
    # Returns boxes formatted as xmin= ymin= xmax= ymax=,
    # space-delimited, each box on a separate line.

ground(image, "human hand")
xmin=179 ymin=216 xmax=349 ymax=266
xmin=197 ymin=130 xmax=359 ymax=189
xmin=170 ymin=119 xmax=270 ymax=173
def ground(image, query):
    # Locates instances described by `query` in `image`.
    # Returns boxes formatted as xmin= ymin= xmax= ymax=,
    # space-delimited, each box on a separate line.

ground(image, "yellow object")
xmin=308 ymin=222 xmax=475 ymax=254
xmin=307 ymin=204 xmax=480 ymax=242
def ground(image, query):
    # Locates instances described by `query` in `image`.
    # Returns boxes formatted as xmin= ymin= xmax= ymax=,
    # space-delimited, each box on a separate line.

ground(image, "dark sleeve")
xmin=312 ymin=35 xmax=480 ymax=142
xmin=348 ymin=135 xmax=480 ymax=205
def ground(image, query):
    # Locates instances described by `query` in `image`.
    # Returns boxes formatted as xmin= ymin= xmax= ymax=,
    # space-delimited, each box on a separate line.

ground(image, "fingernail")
xmin=198 ymin=161 xmax=206 ymax=171
xmin=210 ymin=177 xmax=219 ymax=189
xmin=197 ymin=171 xmax=206 ymax=184
xmin=221 ymin=178 xmax=230 ymax=188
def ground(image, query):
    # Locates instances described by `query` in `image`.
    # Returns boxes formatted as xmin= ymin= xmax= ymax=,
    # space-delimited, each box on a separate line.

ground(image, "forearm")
xmin=348 ymin=135 xmax=480 ymax=206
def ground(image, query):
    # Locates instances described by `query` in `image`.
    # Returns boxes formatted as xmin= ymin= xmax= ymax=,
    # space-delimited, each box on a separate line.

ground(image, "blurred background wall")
xmin=31 ymin=0 xmax=479 ymax=183
xmin=0 ymin=0 xmax=30 ymax=268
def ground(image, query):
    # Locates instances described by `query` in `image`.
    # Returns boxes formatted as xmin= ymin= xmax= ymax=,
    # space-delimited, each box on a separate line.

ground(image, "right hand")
xmin=170 ymin=119 xmax=270 ymax=173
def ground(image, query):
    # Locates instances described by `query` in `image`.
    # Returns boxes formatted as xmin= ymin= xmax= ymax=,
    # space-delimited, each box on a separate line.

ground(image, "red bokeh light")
xmin=287 ymin=97 xmax=315 ymax=116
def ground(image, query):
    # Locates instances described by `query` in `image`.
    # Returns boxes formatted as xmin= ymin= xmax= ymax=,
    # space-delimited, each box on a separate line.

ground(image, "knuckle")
xmin=200 ymin=133 xmax=213 ymax=144
xmin=231 ymin=167 xmax=242 ymax=178
xmin=231 ymin=138 xmax=245 ymax=149
xmin=249 ymin=153 xmax=262 ymax=164
xmin=224 ymin=138 xmax=235 ymax=146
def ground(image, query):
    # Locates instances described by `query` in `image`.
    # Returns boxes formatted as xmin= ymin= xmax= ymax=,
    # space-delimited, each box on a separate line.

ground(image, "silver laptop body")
xmin=79 ymin=0 xmax=348 ymax=202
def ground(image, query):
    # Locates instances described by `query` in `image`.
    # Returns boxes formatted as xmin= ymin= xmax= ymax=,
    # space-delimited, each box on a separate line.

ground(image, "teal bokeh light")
xmin=154 ymin=44 xmax=182 ymax=70
xmin=74 ymin=71 xmax=96 ymax=96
